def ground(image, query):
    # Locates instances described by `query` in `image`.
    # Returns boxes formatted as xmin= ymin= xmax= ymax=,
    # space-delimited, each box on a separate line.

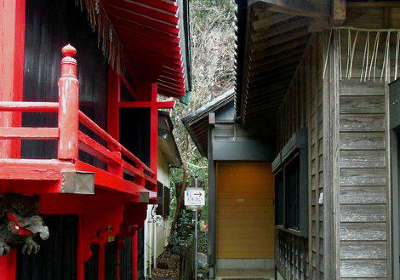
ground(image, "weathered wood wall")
xmin=327 ymin=3 xmax=398 ymax=279
xmin=337 ymin=79 xmax=388 ymax=279
xmin=276 ymin=34 xmax=325 ymax=280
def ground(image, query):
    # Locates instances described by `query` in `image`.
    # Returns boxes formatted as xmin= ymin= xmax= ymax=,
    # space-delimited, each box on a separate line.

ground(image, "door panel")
xmin=216 ymin=162 xmax=274 ymax=259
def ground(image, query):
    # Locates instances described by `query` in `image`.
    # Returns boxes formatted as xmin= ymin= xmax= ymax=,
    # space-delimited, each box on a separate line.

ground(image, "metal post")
xmin=194 ymin=209 xmax=198 ymax=280
xmin=194 ymin=177 xmax=198 ymax=280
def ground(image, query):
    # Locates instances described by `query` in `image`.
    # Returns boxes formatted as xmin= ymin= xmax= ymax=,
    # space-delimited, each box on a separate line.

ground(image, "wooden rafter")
xmin=249 ymin=0 xmax=330 ymax=19
xmin=332 ymin=0 xmax=346 ymax=26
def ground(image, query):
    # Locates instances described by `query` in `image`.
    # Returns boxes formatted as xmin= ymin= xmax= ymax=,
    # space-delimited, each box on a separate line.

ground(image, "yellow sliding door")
xmin=216 ymin=161 xmax=275 ymax=259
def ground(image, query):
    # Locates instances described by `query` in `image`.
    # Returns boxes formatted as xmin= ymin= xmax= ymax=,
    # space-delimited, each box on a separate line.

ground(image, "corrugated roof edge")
xmin=234 ymin=0 xmax=248 ymax=120
xmin=178 ymin=0 xmax=192 ymax=102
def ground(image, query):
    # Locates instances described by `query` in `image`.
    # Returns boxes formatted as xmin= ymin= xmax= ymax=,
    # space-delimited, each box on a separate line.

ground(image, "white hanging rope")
xmin=364 ymin=31 xmax=370 ymax=81
xmin=348 ymin=30 xmax=359 ymax=79
xmin=367 ymin=31 xmax=380 ymax=81
xmin=333 ymin=26 xmax=400 ymax=32
xmin=345 ymin=29 xmax=352 ymax=78
xmin=360 ymin=31 xmax=369 ymax=82
xmin=380 ymin=31 xmax=390 ymax=82
xmin=324 ymin=27 xmax=400 ymax=82
xmin=395 ymin=32 xmax=400 ymax=80
xmin=387 ymin=32 xmax=391 ymax=83
xmin=322 ymin=29 xmax=333 ymax=79
xmin=338 ymin=30 xmax=342 ymax=79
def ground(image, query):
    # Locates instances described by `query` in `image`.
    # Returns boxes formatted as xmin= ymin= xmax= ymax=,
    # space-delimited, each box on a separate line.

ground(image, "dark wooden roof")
xmin=235 ymin=0 xmax=329 ymax=135
xmin=182 ymin=90 xmax=235 ymax=157
xmin=103 ymin=0 xmax=191 ymax=97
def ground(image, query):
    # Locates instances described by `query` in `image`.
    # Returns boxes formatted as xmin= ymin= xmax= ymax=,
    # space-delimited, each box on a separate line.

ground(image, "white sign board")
xmin=184 ymin=188 xmax=205 ymax=209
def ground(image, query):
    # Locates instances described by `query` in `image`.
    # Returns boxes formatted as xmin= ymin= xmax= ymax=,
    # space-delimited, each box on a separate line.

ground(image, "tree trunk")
xmin=169 ymin=169 xmax=188 ymax=237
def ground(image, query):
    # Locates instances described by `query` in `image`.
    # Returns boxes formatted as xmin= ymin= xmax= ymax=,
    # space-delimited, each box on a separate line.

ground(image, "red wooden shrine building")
xmin=0 ymin=0 xmax=191 ymax=279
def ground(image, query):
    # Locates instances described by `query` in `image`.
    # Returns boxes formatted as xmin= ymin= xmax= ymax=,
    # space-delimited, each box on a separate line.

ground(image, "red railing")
xmin=0 ymin=44 xmax=156 ymax=191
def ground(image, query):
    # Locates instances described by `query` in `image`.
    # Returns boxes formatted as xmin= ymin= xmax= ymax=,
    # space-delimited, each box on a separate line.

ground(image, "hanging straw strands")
xmin=76 ymin=0 xmax=122 ymax=73
xmin=360 ymin=31 xmax=369 ymax=81
xmin=323 ymin=27 xmax=400 ymax=82
xmin=396 ymin=32 xmax=400 ymax=79
xmin=368 ymin=31 xmax=379 ymax=81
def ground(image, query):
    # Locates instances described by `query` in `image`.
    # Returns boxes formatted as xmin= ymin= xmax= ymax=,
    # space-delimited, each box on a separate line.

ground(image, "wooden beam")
xmin=250 ymin=0 xmax=330 ymax=19
xmin=347 ymin=2 xmax=400 ymax=8
xmin=248 ymin=70 xmax=297 ymax=89
xmin=0 ymin=127 xmax=59 ymax=140
xmin=251 ymin=49 xmax=305 ymax=70
xmin=0 ymin=101 xmax=58 ymax=112
xmin=249 ymin=64 xmax=299 ymax=83
xmin=0 ymin=159 xmax=73 ymax=181
xmin=332 ymin=0 xmax=346 ymax=26
xmin=251 ymin=27 xmax=309 ymax=52
xmin=252 ymin=13 xmax=293 ymax=31
xmin=252 ymin=18 xmax=309 ymax=42
xmin=119 ymin=100 xmax=175 ymax=109
xmin=308 ymin=18 xmax=330 ymax=32
xmin=250 ymin=36 xmax=310 ymax=61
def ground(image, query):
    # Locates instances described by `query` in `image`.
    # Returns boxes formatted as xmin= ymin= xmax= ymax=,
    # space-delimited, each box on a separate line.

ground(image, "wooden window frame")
xmin=272 ymin=127 xmax=308 ymax=238
xmin=156 ymin=183 xmax=170 ymax=218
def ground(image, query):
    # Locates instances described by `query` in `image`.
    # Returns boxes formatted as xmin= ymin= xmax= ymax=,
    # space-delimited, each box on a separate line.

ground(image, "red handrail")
xmin=78 ymin=110 xmax=155 ymax=177
xmin=78 ymin=111 xmax=121 ymax=150
xmin=0 ymin=44 xmax=156 ymax=191
xmin=0 ymin=102 xmax=59 ymax=112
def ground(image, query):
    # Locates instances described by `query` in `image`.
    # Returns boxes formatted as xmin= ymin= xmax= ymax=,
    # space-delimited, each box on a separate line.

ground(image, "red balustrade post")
xmin=135 ymin=164 xmax=145 ymax=187
xmin=109 ymin=146 xmax=124 ymax=177
xmin=58 ymin=44 xmax=79 ymax=161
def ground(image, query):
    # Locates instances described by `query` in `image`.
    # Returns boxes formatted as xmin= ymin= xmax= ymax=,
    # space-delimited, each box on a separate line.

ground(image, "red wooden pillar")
xmin=0 ymin=1 xmax=25 ymax=277
xmin=0 ymin=250 xmax=17 ymax=280
xmin=0 ymin=0 xmax=25 ymax=159
xmin=77 ymin=215 xmax=85 ymax=280
xmin=132 ymin=230 xmax=138 ymax=280
xmin=150 ymin=84 xmax=158 ymax=179
xmin=58 ymin=44 xmax=79 ymax=161
xmin=98 ymin=243 xmax=106 ymax=280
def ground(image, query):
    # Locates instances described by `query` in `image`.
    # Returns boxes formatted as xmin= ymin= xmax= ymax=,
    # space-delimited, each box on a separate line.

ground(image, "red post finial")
xmin=58 ymin=44 xmax=79 ymax=161
xmin=60 ymin=44 xmax=77 ymax=78
xmin=62 ymin=44 xmax=77 ymax=58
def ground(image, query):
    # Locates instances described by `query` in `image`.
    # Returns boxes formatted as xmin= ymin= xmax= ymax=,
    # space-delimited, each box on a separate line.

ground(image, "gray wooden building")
xmin=184 ymin=1 xmax=400 ymax=279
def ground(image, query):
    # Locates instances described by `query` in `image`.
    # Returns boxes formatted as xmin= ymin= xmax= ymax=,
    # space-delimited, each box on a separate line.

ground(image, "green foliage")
xmin=167 ymin=0 xmax=235 ymax=254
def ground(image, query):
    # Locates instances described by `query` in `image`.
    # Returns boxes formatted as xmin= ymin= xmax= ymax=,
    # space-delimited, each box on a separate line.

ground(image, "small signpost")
xmin=184 ymin=178 xmax=204 ymax=280
xmin=184 ymin=188 xmax=205 ymax=210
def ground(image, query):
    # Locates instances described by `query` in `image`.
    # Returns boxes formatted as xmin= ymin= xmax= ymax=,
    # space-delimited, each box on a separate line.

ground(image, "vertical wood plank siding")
xmin=276 ymin=35 xmax=324 ymax=280
xmin=327 ymin=4 xmax=395 ymax=275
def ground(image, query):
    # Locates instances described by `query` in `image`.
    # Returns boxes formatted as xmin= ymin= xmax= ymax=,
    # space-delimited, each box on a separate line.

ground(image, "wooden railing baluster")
xmin=58 ymin=44 xmax=79 ymax=162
